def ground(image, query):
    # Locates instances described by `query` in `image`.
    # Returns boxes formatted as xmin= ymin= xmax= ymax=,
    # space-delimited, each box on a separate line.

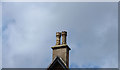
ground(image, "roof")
xmin=47 ymin=56 xmax=69 ymax=70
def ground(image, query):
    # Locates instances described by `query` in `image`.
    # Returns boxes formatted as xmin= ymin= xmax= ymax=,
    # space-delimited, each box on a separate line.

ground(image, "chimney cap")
xmin=62 ymin=31 xmax=67 ymax=36
xmin=56 ymin=32 xmax=61 ymax=36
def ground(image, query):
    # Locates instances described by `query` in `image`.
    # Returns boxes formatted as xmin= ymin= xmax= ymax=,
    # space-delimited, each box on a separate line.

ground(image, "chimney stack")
xmin=52 ymin=31 xmax=71 ymax=67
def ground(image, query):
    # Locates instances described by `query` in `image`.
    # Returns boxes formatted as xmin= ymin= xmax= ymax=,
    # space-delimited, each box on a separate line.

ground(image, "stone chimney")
xmin=51 ymin=31 xmax=71 ymax=67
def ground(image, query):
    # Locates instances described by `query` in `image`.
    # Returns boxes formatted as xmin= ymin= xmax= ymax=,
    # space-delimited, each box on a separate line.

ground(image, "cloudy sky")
xmin=2 ymin=2 xmax=118 ymax=68
xmin=0 ymin=2 xmax=2 ymax=69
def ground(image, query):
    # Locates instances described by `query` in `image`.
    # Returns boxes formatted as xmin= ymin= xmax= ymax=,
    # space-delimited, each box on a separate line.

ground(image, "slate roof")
xmin=47 ymin=56 xmax=69 ymax=70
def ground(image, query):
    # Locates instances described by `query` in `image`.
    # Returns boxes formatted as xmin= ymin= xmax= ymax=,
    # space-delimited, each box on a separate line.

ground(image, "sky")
xmin=1 ymin=0 xmax=120 ymax=2
xmin=2 ymin=2 xmax=118 ymax=68
xmin=0 ymin=2 xmax=2 ymax=69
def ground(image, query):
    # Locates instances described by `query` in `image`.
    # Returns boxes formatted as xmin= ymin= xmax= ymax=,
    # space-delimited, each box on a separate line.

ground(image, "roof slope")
xmin=47 ymin=56 xmax=69 ymax=70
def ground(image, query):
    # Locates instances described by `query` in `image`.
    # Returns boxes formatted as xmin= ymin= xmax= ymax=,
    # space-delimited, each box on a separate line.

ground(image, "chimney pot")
xmin=56 ymin=32 xmax=61 ymax=45
xmin=62 ymin=31 xmax=67 ymax=44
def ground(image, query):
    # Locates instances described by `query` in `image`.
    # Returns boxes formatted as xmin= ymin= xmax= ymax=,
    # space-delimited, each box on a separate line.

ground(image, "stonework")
xmin=52 ymin=31 xmax=70 ymax=67
xmin=52 ymin=45 xmax=70 ymax=67
xmin=62 ymin=31 xmax=67 ymax=44
xmin=56 ymin=32 xmax=61 ymax=45
xmin=48 ymin=31 xmax=70 ymax=69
